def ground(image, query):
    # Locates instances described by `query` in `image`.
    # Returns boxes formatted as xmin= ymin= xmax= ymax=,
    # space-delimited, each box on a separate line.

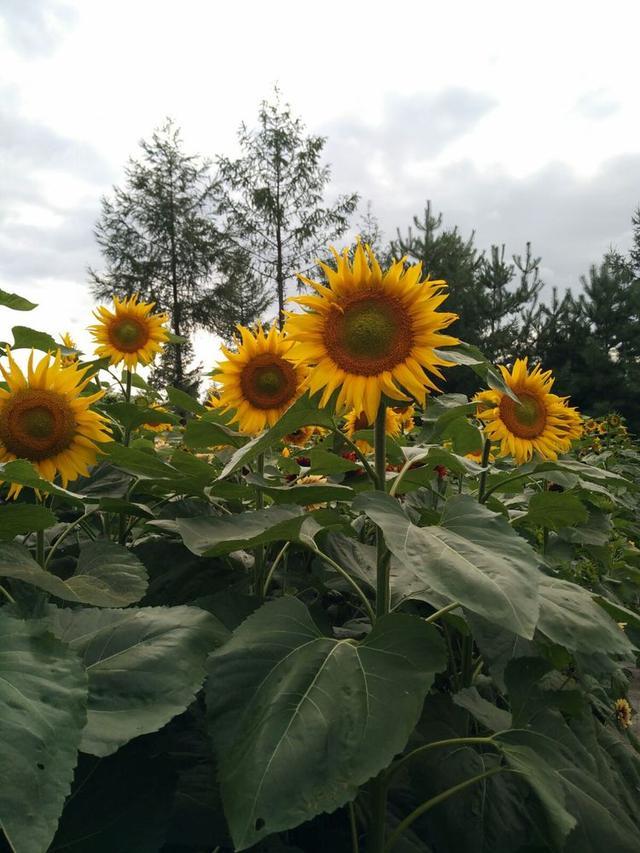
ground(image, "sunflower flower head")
xmin=285 ymin=243 xmax=459 ymax=423
xmin=474 ymin=358 xmax=583 ymax=465
xmin=59 ymin=332 xmax=79 ymax=367
xmin=343 ymin=407 xmax=402 ymax=454
xmin=213 ymin=325 xmax=306 ymax=435
xmin=615 ymin=698 xmax=633 ymax=730
xmin=90 ymin=295 xmax=170 ymax=369
xmin=0 ymin=349 xmax=110 ymax=497
xmin=141 ymin=404 xmax=173 ymax=433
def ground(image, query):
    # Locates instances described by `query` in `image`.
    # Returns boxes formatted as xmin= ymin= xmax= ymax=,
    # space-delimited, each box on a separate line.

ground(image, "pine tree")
xmin=90 ymin=119 xmax=220 ymax=390
xmin=215 ymin=90 xmax=359 ymax=327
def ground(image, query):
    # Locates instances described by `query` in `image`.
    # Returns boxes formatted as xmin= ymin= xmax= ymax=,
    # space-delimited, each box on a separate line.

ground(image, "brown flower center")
xmin=240 ymin=353 xmax=298 ymax=410
xmin=353 ymin=412 xmax=371 ymax=431
xmin=0 ymin=389 xmax=76 ymax=460
xmin=325 ymin=293 xmax=412 ymax=375
xmin=499 ymin=391 xmax=546 ymax=439
xmin=109 ymin=317 xmax=149 ymax=352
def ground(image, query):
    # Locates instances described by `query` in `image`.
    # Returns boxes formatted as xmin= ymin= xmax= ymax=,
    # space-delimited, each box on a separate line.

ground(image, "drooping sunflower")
xmin=283 ymin=426 xmax=316 ymax=447
xmin=614 ymin=698 xmax=633 ymax=730
xmin=140 ymin=404 xmax=173 ymax=433
xmin=0 ymin=350 xmax=110 ymax=497
xmin=214 ymin=325 xmax=306 ymax=434
xmin=474 ymin=358 xmax=583 ymax=465
xmin=343 ymin=408 xmax=402 ymax=454
xmin=90 ymin=295 xmax=170 ymax=369
xmin=285 ymin=244 xmax=459 ymax=423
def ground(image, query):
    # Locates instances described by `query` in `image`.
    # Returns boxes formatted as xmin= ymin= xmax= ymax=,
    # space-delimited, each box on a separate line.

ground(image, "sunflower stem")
xmin=254 ymin=453 xmax=265 ymax=599
xmin=36 ymin=529 xmax=45 ymax=569
xmin=384 ymin=767 xmax=503 ymax=852
xmin=118 ymin=368 xmax=134 ymax=545
xmin=370 ymin=401 xmax=390 ymax=853
xmin=477 ymin=437 xmax=492 ymax=503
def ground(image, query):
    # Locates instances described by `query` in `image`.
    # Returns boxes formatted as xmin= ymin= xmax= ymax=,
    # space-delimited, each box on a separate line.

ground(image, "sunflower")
xmin=283 ymin=426 xmax=315 ymax=447
xmin=474 ymin=358 xmax=583 ymax=465
xmin=59 ymin=332 xmax=79 ymax=367
xmin=141 ymin=404 xmax=173 ymax=433
xmin=597 ymin=422 xmax=608 ymax=435
xmin=608 ymin=414 xmax=621 ymax=428
xmin=90 ymin=295 xmax=170 ymax=369
xmin=0 ymin=350 xmax=110 ymax=497
xmin=214 ymin=325 xmax=306 ymax=434
xmin=343 ymin=408 xmax=402 ymax=454
xmin=285 ymin=244 xmax=459 ymax=423
xmin=294 ymin=473 xmax=329 ymax=510
xmin=393 ymin=404 xmax=416 ymax=433
xmin=584 ymin=418 xmax=597 ymax=433
xmin=614 ymin=698 xmax=633 ymax=730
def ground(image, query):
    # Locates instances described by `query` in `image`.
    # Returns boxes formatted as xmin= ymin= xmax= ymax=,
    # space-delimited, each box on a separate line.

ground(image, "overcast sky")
xmin=1 ymin=0 xmax=639 ymax=370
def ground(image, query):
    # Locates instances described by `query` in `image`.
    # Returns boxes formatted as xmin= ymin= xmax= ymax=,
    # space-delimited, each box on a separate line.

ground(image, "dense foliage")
xmin=0 ymin=260 xmax=639 ymax=853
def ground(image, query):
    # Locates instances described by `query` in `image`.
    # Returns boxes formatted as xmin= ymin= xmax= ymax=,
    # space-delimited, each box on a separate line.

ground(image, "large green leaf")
xmin=496 ymin=728 xmax=640 ymax=853
xmin=183 ymin=417 xmax=247 ymax=449
xmin=0 ymin=288 xmax=37 ymax=311
xmin=355 ymin=493 xmax=540 ymax=638
xmin=177 ymin=505 xmax=331 ymax=557
xmin=0 ymin=612 xmax=87 ymax=853
xmin=11 ymin=326 xmax=61 ymax=352
xmin=0 ymin=541 xmax=147 ymax=607
xmin=167 ymin=385 xmax=206 ymax=414
xmin=47 ymin=605 xmax=223 ymax=756
xmin=206 ymin=596 xmax=445 ymax=850
xmin=102 ymin=443 xmax=179 ymax=479
xmin=0 ymin=503 xmax=56 ymax=538
xmin=218 ymin=393 xmax=336 ymax=479
xmin=536 ymin=575 xmax=634 ymax=656
xmin=101 ymin=402 xmax=179 ymax=431
xmin=0 ymin=459 xmax=85 ymax=505
xmin=245 ymin=473 xmax=355 ymax=505
xmin=519 ymin=491 xmax=589 ymax=531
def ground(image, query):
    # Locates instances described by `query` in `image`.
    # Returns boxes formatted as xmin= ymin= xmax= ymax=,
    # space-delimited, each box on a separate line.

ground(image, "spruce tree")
xmin=215 ymin=90 xmax=359 ymax=327
xmin=90 ymin=120 xmax=221 ymax=390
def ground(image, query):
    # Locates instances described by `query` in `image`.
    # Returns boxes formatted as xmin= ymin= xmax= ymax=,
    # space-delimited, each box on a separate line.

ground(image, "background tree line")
xmin=90 ymin=92 xmax=640 ymax=431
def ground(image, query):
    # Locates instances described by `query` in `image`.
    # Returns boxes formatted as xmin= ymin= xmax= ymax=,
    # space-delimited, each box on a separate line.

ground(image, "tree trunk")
xmin=275 ymin=147 xmax=285 ymax=329
xmin=168 ymin=168 xmax=184 ymax=387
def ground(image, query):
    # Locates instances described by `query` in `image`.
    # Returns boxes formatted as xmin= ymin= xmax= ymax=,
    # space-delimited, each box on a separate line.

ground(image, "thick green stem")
xmin=349 ymin=801 xmax=360 ymax=853
xmin=369 ymin=402 xmax=390 ymax=853
xmin=425 ymin=601 xmax=461 ymax=623
xmin=384 ymin=767 xmax=503 ymax=852
xmin=385 ymin=736 xmax=496 ymax=784
xmin=0 ymin=584 xmax=16 ymax=604
xmin=118 ymin=368 xmax=134 ymax=545
xmin=36 ymin=529 xmax=45 ymax=569
xmin=477 ymin=437 xmax=492 ymax=503
xmin=338 ymin=428 xmax=378 ymax=487
xmin=254 ymin=453 xmax=265 ymax=598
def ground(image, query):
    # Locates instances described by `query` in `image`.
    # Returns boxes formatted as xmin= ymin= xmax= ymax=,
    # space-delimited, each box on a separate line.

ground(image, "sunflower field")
xmin=1 ymin=244 xmax=640 ymax=853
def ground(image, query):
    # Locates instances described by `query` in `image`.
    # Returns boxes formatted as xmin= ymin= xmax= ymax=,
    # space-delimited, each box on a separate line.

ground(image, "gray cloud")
xmin=323 ymin=88 xmax=496 ymax=178
xmin=0 ymin=0 xmax=76 ymax=56
xmin=325 ymin=102 xmax=639 ymax=295
xmin=0 ymin=102 xmax=112 ymax=283
xmin=575 ymin=90 xmax=620 ymax=120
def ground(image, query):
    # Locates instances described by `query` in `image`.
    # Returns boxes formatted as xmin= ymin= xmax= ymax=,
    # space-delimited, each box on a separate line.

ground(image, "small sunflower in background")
xmin=474 ymin=358 xmax=583 ymax=465
xmin=597 ymin=421 xmax=608 ymax=435
xmin=140 ymin=404 xmax=173 ymax=433
xmin=614 ymin=698 xmax=633 ymax=730
xmin=343 ymin=408 xmax=402 ymax=454
xmin=59 ymin=332 xmax=79 ymax=367
xmin=393 ymin=404 xmax=416 ymax=433
xmin=90 ymin=295 xmax=170 ymax=369
xmin=213 ymin=325 xmax=306 ymax=434
xmin=283 ymin=426 xmax=316 ymax=447
xmin=285 ymin=243 xmax=459 ymax=423
xmin=0 ymin=350 xmax=110 ymax=497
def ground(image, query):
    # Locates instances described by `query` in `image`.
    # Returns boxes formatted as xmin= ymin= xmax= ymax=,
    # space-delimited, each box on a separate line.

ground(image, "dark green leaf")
xmin=245 ymin=473 xmax=354 ymax=505
xmin=453 ymin=687 xmax=512 ymax=732
xmin=355 ymin=493 xmax=540 ymax=638
xmin=0 ymin=459 xmax=85 ymax=505
xmin=0 ymin=503 xmax=56 ymax=538
xmin=102 ymin=442 xmax=178 ymax=479
xmin=308 ymin=448 xmax=359 ymax=475
xmin=537 ymin=575 xmax=634 ymax=655
xmin=47 ymin=604 xmax=223 ymax=756
xmin=177 ymin=505 xmax=329 ymax=556
xmin=206 ymin=596 xmax=445 ymax=850
xmin=102 ymin=402 xmax=179 ymax=430
xmin=218 ymin=392 xmax=336 ymax=479
xmin=183 ymin=417 xmax=247 ymax=449
xmin=520 ymin=492 xmax=589 ymax=531
xmin=0 ymin=288 xmax=37 ymax=311
xmin=11 ymin=325 xmax=61 ymax=351
xmin=167 ymin=385 xmax=206 ymax=413
xmin=0 ymin=540 xmax=147 ymax=607
xmin=0 ymin=612 xmax=87 ymax=853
